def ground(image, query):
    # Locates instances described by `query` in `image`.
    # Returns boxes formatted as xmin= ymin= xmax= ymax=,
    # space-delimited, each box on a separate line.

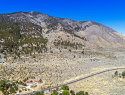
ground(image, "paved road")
xmin=17 ymin=67 xmax=125 ymax=95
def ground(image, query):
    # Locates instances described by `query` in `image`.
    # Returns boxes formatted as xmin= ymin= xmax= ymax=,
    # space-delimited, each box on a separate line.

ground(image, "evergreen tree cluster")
xmin=54 ymin=40 xmax=84 ymax=49
xmin=0 ymin=80 xmax=18 ymax=95
xmin=0 ymin=21 xmax=48 ymax=58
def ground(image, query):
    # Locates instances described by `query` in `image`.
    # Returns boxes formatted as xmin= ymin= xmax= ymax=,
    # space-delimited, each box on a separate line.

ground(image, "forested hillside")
xmin=0 ymin=22 xmax=48 ymax=59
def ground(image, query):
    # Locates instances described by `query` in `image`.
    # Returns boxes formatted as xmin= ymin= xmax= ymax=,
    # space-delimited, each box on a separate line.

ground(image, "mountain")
xmin=0 ymin=11 xmax=125 ymax=48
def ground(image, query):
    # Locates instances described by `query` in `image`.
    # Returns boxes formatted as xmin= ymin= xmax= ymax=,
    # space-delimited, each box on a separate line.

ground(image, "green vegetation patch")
xmin=0 ymin=21 xmax=48 ymax=57
xmin=54 ymin=40 xmax=84 ymax=49
xmin=0 ymin=79 xmax=18 ymax=94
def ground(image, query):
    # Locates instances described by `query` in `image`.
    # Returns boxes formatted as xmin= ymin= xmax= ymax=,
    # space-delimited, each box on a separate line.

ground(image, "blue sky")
xmin=0 ymin=0 xmax=125 ymax=35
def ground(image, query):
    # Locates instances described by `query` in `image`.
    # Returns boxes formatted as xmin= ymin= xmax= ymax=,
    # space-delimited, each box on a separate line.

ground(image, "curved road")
xmin=18 ymin=67 xmax=125 ymax=95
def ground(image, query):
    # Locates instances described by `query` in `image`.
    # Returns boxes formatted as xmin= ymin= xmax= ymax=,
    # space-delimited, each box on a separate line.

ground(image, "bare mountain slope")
xmin=75 ymin=21 xmax=124 ymax=47
xmin=0 ymin=11 xmax=125 ymax=47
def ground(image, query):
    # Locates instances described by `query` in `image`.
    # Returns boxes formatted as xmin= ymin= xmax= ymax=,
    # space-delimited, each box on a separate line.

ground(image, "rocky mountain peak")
xmin=0 ymin=11 xmax=125 ymax=48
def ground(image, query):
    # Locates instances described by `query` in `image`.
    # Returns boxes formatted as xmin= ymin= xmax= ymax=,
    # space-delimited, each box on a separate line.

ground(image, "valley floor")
xmin=0 ymin=47 xmax=125 ymax=95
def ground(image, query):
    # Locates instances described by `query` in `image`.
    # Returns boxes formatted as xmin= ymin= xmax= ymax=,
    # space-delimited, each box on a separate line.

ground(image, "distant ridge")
xmin=0 ymin=11 xmax=125 ymax=47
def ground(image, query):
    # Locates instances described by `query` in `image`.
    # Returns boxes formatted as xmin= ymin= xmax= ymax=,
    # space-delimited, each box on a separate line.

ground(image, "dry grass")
xmin=1 ymin=47 xmax=125 ymax=94
xmin=69 ymin=69 xmax=125 ymax=95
